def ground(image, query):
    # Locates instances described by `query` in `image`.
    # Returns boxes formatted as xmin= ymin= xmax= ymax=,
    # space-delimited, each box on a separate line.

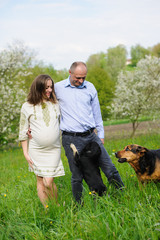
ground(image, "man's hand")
xmin=100 ymin=138 xmax=104 ymax=144
xmin=27 ymin=127 xmax=32 ymax=139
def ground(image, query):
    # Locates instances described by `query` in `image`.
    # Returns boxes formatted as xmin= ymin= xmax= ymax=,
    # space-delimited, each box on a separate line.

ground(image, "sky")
xmin=0 ymin=0 xmax=160 ymax=70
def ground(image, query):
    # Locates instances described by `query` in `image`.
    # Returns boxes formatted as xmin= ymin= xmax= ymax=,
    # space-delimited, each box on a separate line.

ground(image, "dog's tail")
xmin=70 ymin=143 xmax=79 ymax=156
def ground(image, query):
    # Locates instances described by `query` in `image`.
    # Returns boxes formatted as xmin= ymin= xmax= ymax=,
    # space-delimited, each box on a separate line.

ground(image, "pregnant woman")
xmin=19 ymin=74 xmax=65 ymax=207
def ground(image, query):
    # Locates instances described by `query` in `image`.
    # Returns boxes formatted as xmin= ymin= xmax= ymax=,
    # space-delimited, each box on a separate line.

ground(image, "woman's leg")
xmin=36 ymin=176 xmax=57 ymax=207
xmin=36 ymin=176 xmax=48 ymax=207
xmin=43 ymin=177 xmax=58 ymax=203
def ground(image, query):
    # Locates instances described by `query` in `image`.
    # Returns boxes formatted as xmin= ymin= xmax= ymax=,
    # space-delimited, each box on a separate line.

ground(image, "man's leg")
xmin=91 ymin=133 xmax=124 ymax=188
xmin=62 ymin=134 xmax=84 ymax=203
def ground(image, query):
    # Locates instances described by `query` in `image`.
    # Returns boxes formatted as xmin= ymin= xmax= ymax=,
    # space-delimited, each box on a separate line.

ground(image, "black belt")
xmin=62 ymin=128 xmax=95 ymax=137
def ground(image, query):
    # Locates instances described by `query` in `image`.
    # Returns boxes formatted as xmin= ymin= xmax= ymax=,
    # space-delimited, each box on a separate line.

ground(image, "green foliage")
xmin=24 ymin=63 xmax=68 ymax=92
xmin=1 ymin=134 xmax=160 ymax=239
xmin=125 ymin=64 xmax=135 ymax=72
xmin=106 ymin=44 xmax=127 ymax=82
xmin=131 ymin=44 xmax=151 ymax=66
xmin=151 ymin=43 xmax=160 ymax=58
xmin=86 ymin=52 xmax=107 ymax=69
xmin=86 ymin=66 xmax=114 ymax=120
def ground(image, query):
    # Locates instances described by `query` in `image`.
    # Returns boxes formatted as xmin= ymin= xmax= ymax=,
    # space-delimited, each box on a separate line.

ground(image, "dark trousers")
xmin=62 ymin=132 xmax=124 ymax=203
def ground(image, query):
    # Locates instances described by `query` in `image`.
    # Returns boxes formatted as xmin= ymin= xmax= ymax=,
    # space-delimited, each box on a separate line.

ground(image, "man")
xmin=54 ymin=61 xmax=124 ymax=203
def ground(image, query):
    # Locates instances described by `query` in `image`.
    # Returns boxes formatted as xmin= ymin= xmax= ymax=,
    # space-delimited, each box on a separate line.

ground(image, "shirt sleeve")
xmin=19 ymin=105 xmax=29 ymax=141
xmin=91 ymin=90 xmax=104 ymax=139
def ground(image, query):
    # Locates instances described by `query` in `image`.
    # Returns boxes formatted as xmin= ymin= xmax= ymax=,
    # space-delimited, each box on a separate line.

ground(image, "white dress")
xmin=19 ymin=101 xmax=65 ymax=177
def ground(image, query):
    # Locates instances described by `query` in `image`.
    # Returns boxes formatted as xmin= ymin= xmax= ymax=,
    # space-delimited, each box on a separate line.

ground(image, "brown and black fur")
xmin=70 ymin=142 xmax=107 ymax=196
xmin=115 ymin=144 xmax=160 ymax=184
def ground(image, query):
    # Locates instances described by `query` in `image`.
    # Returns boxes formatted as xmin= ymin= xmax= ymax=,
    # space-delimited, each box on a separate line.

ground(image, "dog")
xmin=115 ymin=144 xmax=160 ymax=184
xmin=70 ymin=141 xmax=107 ymax=196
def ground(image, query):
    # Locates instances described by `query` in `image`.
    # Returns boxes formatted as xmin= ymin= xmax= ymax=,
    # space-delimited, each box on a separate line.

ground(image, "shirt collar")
xmin=65 ymin=77 xmax=87 ymax=88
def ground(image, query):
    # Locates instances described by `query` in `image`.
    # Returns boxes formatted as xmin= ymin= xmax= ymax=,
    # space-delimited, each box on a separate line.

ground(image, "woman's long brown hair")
xmin=27 ymin=74 xmax=57 ymax=105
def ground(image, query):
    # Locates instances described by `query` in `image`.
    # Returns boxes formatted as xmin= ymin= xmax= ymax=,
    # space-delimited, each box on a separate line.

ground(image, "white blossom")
xmin=0 ymin=42 xmax=33 ymax=147
xmin=111 ymin=56 xmax=160 ymax=136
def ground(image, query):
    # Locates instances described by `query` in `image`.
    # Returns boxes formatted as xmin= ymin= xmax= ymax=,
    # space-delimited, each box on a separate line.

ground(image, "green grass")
xmin=1 ymin=134 xmax=160 ymax=239
xmin=103 ymin=116 xmax=159 ymax=126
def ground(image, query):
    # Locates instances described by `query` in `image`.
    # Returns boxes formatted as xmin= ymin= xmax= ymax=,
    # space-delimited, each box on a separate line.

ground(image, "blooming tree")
xmin=111 ymin=56 xmax=160 ymax=137
xmin=0 ymin=41 xmax=33 ymax=147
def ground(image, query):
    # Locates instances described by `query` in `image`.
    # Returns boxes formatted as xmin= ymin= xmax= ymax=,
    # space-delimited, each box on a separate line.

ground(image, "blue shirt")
xmin=54 ymin=77 xmax=104 ymax=138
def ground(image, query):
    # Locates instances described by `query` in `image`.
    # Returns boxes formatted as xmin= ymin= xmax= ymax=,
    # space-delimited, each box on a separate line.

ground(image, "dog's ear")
xmin=134 ymin=146 xmax=149 ymax=156
xmin=137 ymin=146 xmax=148 ymax=153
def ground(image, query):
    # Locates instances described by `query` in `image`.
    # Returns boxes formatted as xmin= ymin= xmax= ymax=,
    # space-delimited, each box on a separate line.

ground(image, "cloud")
xmin=0 ymin=0 xmax=160 ymax=69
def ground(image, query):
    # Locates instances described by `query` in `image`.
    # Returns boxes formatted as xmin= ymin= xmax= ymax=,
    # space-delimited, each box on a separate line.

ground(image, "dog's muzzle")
xmin=118 ymin=158 xmax=127 ymax=163
xmin=115 ymin=152 xmax=127 ymax=163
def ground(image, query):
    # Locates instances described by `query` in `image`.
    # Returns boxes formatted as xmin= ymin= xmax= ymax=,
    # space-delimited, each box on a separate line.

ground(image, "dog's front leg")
xmin=137 ymin=177 xmax=146 ymax=190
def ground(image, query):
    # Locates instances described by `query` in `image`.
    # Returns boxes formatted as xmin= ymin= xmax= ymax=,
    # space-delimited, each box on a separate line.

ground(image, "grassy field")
xmin=1 ymin=133 xmax=160 ymax=239
xmin=103 ymin=115 xmax=159 ymax=126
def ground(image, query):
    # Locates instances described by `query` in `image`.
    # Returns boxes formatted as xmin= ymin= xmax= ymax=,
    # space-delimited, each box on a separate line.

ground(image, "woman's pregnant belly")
xmin=29 ymin=123 xmax=60 ymax=149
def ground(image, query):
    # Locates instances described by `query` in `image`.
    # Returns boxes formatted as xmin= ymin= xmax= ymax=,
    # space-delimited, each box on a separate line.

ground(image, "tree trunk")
xmin=130 ymin=121 xmax=140 ymax=138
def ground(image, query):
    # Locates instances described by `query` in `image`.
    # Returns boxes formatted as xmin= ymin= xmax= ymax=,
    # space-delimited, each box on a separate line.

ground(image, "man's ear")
xmin=69 ymin=69 xmax=71 ymax=74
